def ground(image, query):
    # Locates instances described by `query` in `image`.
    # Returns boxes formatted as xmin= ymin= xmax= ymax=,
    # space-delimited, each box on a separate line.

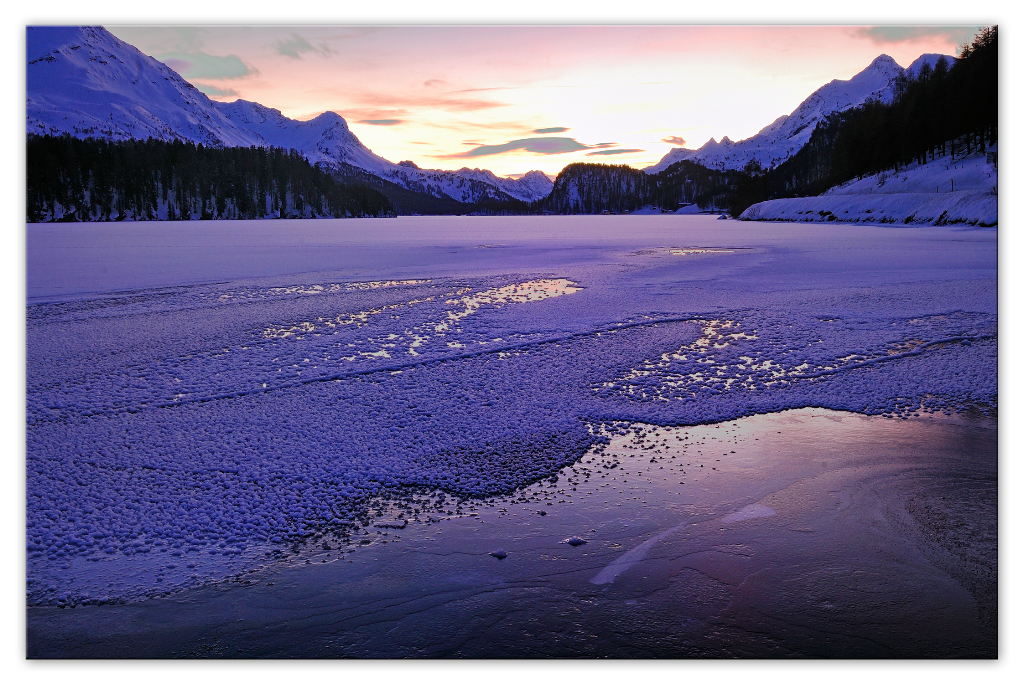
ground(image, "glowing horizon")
xmin=107 ymin=25 xmax=977 ymax=178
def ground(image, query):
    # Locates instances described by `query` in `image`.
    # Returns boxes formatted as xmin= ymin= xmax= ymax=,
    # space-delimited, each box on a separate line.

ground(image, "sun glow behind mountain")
xmin=105 ymin=25 xmax=974 ymax=178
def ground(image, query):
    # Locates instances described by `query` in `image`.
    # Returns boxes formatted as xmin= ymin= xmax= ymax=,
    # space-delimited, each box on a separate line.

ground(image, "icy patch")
xmin=722 ymin=504 xmax=776 ymax=523
xmin=668 ymin=248 xmax=737 ymax=255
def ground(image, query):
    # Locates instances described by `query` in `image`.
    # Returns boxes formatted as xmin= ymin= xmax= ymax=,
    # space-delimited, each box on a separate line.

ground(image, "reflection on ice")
xmin=439 ymin=278 xmax=582 ymax=330
xmin=602 ymin=310 xmax=996 ymax=411
xmin=263 ymin=278 xmax=582 ymax=362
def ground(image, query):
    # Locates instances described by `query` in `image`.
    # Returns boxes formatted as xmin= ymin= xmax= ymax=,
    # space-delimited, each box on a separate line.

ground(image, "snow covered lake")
xmin=26 ymin=215 xmax=997 ymax=657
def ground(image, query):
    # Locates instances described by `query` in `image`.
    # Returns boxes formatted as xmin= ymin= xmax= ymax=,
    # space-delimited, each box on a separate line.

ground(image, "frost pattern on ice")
xmin=597 ymin=311 xmax=995 ymax=418
xmin=26 ymin=225 xmax=996 ymax=607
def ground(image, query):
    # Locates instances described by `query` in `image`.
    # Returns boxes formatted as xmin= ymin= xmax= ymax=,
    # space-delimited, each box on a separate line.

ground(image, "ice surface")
xmin=722 ymin=504 xmax=776 ymax=523
xmin=591 ymin=523 xmax=687 ymax=585
xmin=26 ymin=215 xmax=996 ymax=606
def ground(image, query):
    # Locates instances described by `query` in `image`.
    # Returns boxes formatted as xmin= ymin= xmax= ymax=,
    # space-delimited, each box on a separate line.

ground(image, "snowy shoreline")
xmin=739 ymin=148 xmax=997 ymax=227
xmin=738 ymin=190 xmax=996 ymax=227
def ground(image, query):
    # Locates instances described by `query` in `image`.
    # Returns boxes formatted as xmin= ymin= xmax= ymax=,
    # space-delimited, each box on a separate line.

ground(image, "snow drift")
xmin=739 ymin=148 xmax=997 ymax=226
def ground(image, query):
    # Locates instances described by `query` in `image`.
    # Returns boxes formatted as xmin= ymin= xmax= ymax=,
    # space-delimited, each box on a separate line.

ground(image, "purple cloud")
xmin=586 ymin=148 xmax=645 ymax=156
xmin=437 ymin=137 xmax=592 ymax=158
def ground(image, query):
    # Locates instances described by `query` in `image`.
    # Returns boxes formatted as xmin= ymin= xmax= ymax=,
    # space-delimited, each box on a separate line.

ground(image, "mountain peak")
xmin=308 ymin=110 xmax=347 ymax=126
xmin=867 ymin=54 xmax=900 ymax=70
xmin=850 ymin=54 xmax=905 ymax=85
xmin=646 ymin=51 xmax=918 ymax=175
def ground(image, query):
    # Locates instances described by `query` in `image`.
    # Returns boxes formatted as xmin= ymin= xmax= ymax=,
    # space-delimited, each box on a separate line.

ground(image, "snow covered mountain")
xmin=26 ymin=26 xmax=552 ymax=203
xmin=646 ymin=53 xmax=954 ymax=174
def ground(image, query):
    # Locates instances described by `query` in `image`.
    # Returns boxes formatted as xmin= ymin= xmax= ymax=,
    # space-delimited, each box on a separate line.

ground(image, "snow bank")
xmin=739 ymin=191 xmax=996 ymax=227
xmin=740 ymin=149 xmax=997 ymax=226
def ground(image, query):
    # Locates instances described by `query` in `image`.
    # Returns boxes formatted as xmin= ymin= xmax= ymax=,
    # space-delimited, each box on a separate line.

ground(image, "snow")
xmin=646 ymin=53 xmax=953 ymax=174
xmin=628 ymin=206 xmax=665 ymax=215
xmin=26 ymin=26 xmax=553 ymax=204
xmin=26 ymin=215 xmax=996 ymax=607
xmin=740 ymin=148 xmax=997 ymax=226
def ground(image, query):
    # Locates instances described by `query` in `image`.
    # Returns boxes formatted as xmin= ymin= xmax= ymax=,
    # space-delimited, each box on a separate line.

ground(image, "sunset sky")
xmin=100 ymin=23 xmax=977 ymax=178
xmin=105 ymin=24 xmax=976 ymax=178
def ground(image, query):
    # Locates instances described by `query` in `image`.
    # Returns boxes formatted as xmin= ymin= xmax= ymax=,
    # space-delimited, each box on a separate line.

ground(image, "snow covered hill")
xmin=26 ymin=26 xmax=552 ymax=204
xmin=738 ymin=146 xmax=997 ymax=226
xmin=647 ymin=53 xmax=953 ymax=174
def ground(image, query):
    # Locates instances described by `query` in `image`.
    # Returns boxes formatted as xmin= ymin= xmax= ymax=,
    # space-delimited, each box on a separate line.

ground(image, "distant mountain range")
xmin=26 ymin=26 xmax=552 ymax=206
xmin=27 ymin=25 xmax=954 ymax=210
xmin=644 ymin=53 xmax=953 ymax=174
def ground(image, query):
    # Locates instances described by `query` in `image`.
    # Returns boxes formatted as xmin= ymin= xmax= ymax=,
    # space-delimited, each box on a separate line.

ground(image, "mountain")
xmin=26 ymin=26 xmax=552 ymax=204
xmin=646 ymin=53 xmax=954 ymax=174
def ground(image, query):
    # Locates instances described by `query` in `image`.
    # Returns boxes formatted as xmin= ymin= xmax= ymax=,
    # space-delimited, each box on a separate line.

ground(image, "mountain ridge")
xmin=27 ymin=26 xmax=553 ymax=204
xmin=645 ymin=52 xmax=954 ymax=174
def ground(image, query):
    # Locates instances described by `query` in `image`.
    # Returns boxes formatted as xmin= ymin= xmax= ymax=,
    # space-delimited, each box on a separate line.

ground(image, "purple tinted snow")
xmin=26 ymin=216 xmax=996 ymax=605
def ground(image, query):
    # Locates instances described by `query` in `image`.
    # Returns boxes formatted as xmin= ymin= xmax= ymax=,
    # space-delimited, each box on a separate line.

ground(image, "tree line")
xmin=27 ymin=135 xmax=394 ymax=222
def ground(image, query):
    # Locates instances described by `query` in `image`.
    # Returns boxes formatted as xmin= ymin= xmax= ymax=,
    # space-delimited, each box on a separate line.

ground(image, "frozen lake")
xmin=26 ymin=215 xmax=997 ymax=657
xmin=26 ymin=214 xmax=995 ymax=300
